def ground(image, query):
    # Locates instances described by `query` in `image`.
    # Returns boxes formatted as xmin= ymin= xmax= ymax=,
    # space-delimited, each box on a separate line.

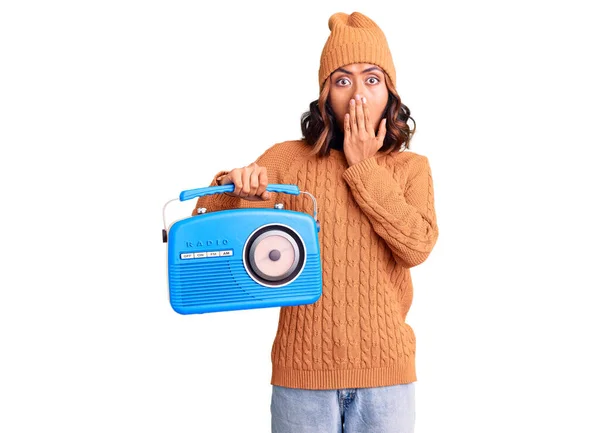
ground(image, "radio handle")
xmin=179 ymin=183 xmax=300 ymax=201
xmin=163 ymin=184 xmax=318 ymax=243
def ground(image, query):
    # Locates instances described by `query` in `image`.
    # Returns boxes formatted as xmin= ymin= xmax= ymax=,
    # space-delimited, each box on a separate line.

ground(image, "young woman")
xmin=193 ymin=11 xmax=439 ymax=433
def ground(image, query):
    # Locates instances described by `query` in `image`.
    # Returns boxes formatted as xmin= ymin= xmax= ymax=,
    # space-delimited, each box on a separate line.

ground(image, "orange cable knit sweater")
xmin=192 ymin=139 xmax=439 ymax=390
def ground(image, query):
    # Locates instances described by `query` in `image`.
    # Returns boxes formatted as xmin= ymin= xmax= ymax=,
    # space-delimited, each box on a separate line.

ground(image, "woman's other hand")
xmin=343 ymin=93 xmax=386 ymax=166
xmin=217 ymin=162 xmax=271 ymax=201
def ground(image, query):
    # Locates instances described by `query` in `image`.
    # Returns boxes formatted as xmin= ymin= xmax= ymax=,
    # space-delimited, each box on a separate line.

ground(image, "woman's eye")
xmin=367 ymin=77 xmax=380 ymax=84
xmin=337 ymin=78 xmax=350 ymax=86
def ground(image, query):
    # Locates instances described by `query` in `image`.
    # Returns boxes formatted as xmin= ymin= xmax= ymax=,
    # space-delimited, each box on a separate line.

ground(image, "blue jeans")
xmin=271 ymin=383 xmax=416 ymax=433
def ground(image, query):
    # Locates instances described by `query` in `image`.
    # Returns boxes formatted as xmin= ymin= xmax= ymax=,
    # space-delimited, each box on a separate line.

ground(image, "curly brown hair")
xmin=300 ymin=71 xmax=416 ymax=158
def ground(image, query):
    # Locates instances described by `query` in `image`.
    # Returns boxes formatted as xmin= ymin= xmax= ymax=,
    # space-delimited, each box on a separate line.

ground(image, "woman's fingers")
xmin=362 ymin=98 xmax=374 ymax=135
xmin=355 ymin=96 xmax=367 ymax=134
xmin=348 ymin=95 xmax=373 ymax=136
xmin=226 ymin=164 xmax=270 ymax=201
xmin=248 ymin=165 xmax=260 ymax=197
xmin=256 ymin=166 xmax=270 ymax=200
xmin=228 ymin=169 xmax=243 ymax=196
xmin=349 ymin=97 xmax=357 ymax=135
xmin=238 ymin=167 xmax=251 ymax=197
xmin=342 ymin=111 xmax=351 ymax=150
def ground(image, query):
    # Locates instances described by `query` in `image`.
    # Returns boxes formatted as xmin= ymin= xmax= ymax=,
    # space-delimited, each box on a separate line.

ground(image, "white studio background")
xmin=1 ymin=1 xmax=599 ymax=432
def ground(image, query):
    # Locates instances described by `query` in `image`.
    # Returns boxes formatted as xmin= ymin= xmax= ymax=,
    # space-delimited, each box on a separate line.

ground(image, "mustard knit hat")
xmin=319 ymin=12 xmax=396 ymax=91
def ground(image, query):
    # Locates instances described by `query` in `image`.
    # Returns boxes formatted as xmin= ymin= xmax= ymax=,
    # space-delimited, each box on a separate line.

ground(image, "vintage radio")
xmin=162 ymin=184 xmax=322 ymax=314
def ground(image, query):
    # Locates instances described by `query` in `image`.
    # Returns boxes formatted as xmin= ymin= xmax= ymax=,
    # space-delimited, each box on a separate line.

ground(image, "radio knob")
xmin=274 ymin=203 xmax=284 ymax=210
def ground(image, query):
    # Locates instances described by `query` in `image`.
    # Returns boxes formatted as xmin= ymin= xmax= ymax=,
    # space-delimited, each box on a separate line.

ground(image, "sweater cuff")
xmin=211 ymin=170 xmax=230 ymax=186
xmin=343 ymin=156 xmax=379 ymax=183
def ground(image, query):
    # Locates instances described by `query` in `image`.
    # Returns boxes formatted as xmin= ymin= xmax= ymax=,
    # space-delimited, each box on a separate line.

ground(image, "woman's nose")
xmin=354 ymin=80 xmax=366 ymax=97
xmin=353 ymin=84 xmax=366 ymax=100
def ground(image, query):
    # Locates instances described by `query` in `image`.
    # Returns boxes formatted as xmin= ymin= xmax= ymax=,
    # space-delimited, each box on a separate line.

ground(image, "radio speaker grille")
xmin=169 ymin=254 xmax=321 ymax=313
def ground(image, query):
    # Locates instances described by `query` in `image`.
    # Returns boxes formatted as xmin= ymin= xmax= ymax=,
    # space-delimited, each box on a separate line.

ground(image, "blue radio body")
xmin=163 ymin=184 xmax=322 ymax=315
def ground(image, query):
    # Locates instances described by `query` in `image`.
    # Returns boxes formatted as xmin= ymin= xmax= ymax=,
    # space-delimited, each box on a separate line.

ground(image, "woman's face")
xmin=328 ymin=62 xmax=389 ymax=132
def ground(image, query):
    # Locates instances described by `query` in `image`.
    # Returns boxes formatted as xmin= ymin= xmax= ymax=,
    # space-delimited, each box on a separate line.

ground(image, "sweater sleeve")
xmin=190 ymin=143 xmax=285 ymax=216
xmin=342 ymin=154 xmax=439 ymax=268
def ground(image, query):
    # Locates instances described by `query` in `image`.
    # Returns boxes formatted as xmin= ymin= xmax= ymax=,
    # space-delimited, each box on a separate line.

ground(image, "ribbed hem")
xmin=342 ymin=155 xmax=379 ymax=182
xmin=270 ymin=357 xmax=416 ymax=390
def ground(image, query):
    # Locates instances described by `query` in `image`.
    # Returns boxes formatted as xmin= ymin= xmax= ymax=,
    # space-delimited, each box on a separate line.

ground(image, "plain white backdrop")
xmin=1 ymin=0 xmax=599 ymax=432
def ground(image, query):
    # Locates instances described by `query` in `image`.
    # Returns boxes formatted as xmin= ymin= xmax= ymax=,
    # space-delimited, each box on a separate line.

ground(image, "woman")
xmin=193 ymin=11 xmax=439 ymax=433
